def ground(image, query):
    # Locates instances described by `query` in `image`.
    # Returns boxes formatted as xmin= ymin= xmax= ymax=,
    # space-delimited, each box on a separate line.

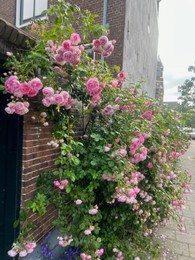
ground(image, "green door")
xmin=0 ymin=90 xmax=23 ymax=259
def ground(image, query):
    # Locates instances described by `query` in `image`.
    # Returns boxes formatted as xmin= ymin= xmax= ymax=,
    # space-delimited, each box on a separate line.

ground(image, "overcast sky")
xmin=158 ymin=0 xmax=195 ymax=101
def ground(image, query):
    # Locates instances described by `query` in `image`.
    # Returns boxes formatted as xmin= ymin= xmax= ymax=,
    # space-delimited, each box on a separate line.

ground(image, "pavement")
xmin=158 ymin=140 xmax=195 ymax=260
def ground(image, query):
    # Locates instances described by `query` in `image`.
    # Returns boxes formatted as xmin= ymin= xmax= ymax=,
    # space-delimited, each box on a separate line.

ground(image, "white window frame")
xmin=16 ymin=0 xmax=48 ymax=27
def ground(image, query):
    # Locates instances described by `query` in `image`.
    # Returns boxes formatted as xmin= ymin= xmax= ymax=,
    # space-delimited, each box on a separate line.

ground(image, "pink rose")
xmin=88 ymin=206 xmax=98 ymax=215
xmin=84 ymin=229 xmax=91 ymax=235
xmin=7 ymin=249 xmax=18 ymax=257
xmin=73 ymin=47 xmax=81 ymax=58
xmin=93 ymin=39 xmax=101 ymax=48
xmin=54 ymin=181 xmax=60 ymax=187
xmin=42 ymin=87 xmax=54 ymax=97
xmin=20 ymin=82 xmax=30 ymax=95
xmin=91 ymin=95 xmax=101 ymax=103
xmin=54 ymin=93 xmax=65 ymax=105
xmin=62 ymin=40 xmax=71 ymax=50
xmin=28 ymin=88 xmax=38 ymax=97
xmin=54 ymin=54 xmax=65 ymax=65
xmin=118 ymin=196 xmax=127 ymax=202
xmin=141 ymin=110 xmax=154 ymax=120
xmin=75 ymin=199 xmax=82 ymax=205
xmin=117 ymin=148 xmax=127 ymax=157
xmin=99 ymin=35 xmax=108 ymax=46
xmin=70 ymin=33 xmax=81 ymax=45
xmin=117 ymin=70 xmax=126 ymax=82
xmin=40 ymin=112 xmax=47 ymax=118
xmin=61 ymin=179 xmax=68 ymax=186
xmin=147 ymin=162 xmax=153 ymax=169
xmin=28 ymin=77 xmax=43 ymax=91
xmin=63 ymin=51 xmax=74 ymax=64
xmin=111 ymin=79 xmax=119 ymax=87
xmin=42 ymin=98 xmax=51 ymax=107
xmin=6 ymin=51 xmax=13 ymax=56
xmin=64 ymin=97 xmax=75 ymax=109
xmin=5 ymin=75 xmax=20 ymax=94
xmin=104 ymin=146 xmax=111 ymax=152
xmin=101 ymin=105 xmax=114 ymax=116
xmin=85 ymin=78 xmax=99 ymax=92
xmin=15 ymin=102 xmax=29 ymax=115
xmin=80 ymin=45 xmax=85 ymax=51
xmin=19 ymin=250 xmax=28 ymax=257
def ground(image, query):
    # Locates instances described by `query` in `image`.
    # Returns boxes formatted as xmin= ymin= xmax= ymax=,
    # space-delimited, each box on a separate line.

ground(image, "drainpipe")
xmin=101 ymin=0 xmax=108 ymax=63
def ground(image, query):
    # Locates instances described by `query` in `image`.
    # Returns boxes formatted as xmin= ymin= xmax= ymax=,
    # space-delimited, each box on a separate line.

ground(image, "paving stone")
xmin=162 ymin=239 xmax=189 ymax=256
xmin=185 ymin=224 xmax=195 ymax=235
xmin=182 ymin=217 xmax=194 ymax=226
xmin=158 ymin=228 xmax=176 ymax=240
xmin=189 ymin=245 xmax=195 ymax=259
xmin=175 ymin=231 xmax=195 ymax=245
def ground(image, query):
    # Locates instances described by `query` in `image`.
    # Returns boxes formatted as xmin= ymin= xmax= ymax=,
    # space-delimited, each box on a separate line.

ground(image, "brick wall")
xmin=22 ymin=96 xmax=59 ymax=241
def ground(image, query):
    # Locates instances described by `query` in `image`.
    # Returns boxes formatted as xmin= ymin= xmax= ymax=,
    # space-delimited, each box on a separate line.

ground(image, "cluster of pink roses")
xmin=85 ymin=77 xmax=102 ymax=104
xmin=53 ymin=179 xmax=68 ymax=190
xmin=113 ymin=248 xmax=124 ymax=260
xmin=47 ymin=33 xmax=83 ymax=66
xmin=129 ymin=134 xmax=149 ymax=164
xmin=141 ymin=110 xmax=155 ymax=121
xmin=80 ymin=248 xmax=104 ymax=260
xmin=8 ymin=242 xmax=36 ymax=258
xmin=4 ymin=76 xmax=43 ymax=115
xmin=42 ymin=87 xmax=75 ymax=109
xmin=110 ymin=70 xmax=126 ymax=87
xmin=101 ymin=104 xmax=120 ymax=116
xmin=57 ymin=235 xmax=73 ymax=247
xmin=5 ymin=76 xmax=43 ymax=98
xmin=5 ymin=101 xmax=30 ymax=115
xmin=92 ymin=35 xmax=115 ymax=57
xmin=116 ymin=186 xmax=140 ymax=205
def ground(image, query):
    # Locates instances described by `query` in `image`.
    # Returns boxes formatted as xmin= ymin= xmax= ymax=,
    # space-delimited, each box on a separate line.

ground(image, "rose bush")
xmin=1 ymin=1 xmax=190 ymax=259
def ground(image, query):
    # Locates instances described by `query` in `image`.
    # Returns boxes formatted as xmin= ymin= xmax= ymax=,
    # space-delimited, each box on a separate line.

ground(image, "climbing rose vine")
xmin=1 ymin=1 xmax=190 ymax=259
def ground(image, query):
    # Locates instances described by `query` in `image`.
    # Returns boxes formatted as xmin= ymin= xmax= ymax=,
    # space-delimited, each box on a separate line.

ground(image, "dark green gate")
xmin=0 ymin=89 xmax=23 ymax=259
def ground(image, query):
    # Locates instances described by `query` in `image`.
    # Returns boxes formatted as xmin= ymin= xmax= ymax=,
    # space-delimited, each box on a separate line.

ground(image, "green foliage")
xmin=2 ymin=1 xmax=191 ymax=259
xmin=178 ymin=63 xmax=195 ymax=127
xmin=26 ymin=193 xmax=48 ymax=216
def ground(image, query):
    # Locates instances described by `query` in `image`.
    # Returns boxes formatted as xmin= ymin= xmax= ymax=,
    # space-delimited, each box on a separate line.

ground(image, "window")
xmin=16 ymin=0 xmax=48 ymax=27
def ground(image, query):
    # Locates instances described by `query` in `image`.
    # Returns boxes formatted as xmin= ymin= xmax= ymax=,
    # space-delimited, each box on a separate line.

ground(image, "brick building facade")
xmin=0 ymin=1 xmax=161 ymax=258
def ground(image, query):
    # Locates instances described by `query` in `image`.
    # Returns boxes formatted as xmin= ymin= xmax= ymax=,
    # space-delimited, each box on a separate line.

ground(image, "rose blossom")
xmin=62 ymin=40 xmax=71 ymax=50
xmin=28 ymin=77 xmax=43 ymax=91
xmin=88 ymin=205 xmax=98 ymax=215
xmin=54 ymin=93 xmax=65 ymax=105
xmin=19 ymin=250 xmax=28 ymax=257
xmin=42 ymin=87 xmax=54 ymax=97
xmin=5 ymin=75 xmax=20 ymax=94
xmin=117 ymin=70 xmax=126 ymax=82
xmin=7 ymin=249 xmax=18 ymax=257
xmin=104 ymin=146 xmax=110 ymax=152
xmin=84 ymin=229 xmax=91 ymax=235
xmin=85 ymin=78 xmax=101 ymax=96
xmin=75 ymin=199 xmax=83 ymax=205
xmin=99 ymin=35 xmax=108 ymax=45
xmin=20 ymin=82 xmax=30 ymax=95
xmin=147 ymin=162 xmax=153 ymax=169
xmin=70 ymin=33 xmax=81 ymax=45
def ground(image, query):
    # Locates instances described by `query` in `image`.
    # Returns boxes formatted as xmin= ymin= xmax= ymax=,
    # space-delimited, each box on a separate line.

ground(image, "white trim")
xmin=15 ymin=0 xmax=48 ymax=27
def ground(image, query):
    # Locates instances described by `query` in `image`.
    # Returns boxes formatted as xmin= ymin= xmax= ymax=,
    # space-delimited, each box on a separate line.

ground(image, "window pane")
xmin=22 ymin=0 xmax=34 ymax=20
xmin=35 ymin=0 xmax=48 ymax=17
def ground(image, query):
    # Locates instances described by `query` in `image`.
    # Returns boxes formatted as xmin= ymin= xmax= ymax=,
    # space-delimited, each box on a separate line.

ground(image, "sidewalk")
xmin=158 ymin=141 xmax=195 ymax=260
